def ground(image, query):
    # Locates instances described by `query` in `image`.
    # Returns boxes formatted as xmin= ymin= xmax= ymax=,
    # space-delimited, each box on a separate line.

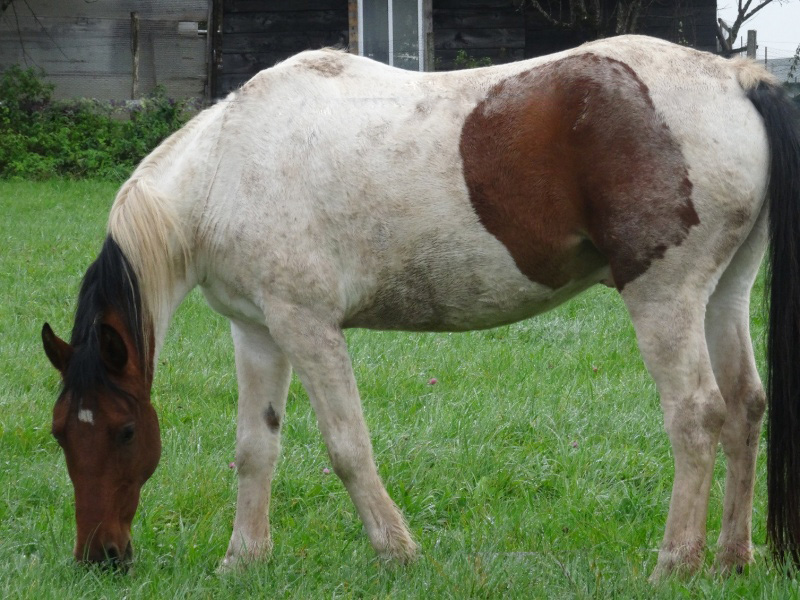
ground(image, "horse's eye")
xmin=119 ymin=423 xmax=136 ymax=445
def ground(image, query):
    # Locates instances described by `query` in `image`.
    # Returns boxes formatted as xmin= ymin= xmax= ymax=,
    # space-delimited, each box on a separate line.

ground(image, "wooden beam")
xmin=131 ymin=11 xmax=139 ymax=99
xmin=348 ymin=0 xmax=358 ymax=53
xmin=423 ymin=0 xmax=433 ymax=71
xmin=211 ymin=0 xmax=224 ymax=97
xmin=746 ymin=29 xmax=757 ymax=59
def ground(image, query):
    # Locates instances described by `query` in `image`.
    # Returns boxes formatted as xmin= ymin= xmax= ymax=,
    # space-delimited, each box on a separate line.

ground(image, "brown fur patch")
xmin=264 ymin=404 xmax=280 ymax=432
xmin=460 ymin=53 xmax=698 ymax=290
xmin=300 ymin=54 xmax=345 ymax=78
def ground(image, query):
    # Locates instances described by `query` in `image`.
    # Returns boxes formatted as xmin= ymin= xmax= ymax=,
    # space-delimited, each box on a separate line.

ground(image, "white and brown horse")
xmin=41 ymin=35 xmax=800 ymax=578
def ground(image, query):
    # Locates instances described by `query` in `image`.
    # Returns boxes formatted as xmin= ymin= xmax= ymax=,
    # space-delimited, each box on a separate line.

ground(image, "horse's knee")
xmin=323 ymin=432 xmax=373 ymax=483
xmin=235 ymin=433 xmax=279 ymax=476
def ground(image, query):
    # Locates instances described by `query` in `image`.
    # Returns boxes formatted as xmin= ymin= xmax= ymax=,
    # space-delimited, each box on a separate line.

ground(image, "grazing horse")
xmin=41 ymin=35 xmax=800 ymax=578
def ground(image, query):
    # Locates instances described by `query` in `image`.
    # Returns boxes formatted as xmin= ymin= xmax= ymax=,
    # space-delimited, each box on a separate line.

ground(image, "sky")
xmin=717 ymin=1 xmax=800 ymax=62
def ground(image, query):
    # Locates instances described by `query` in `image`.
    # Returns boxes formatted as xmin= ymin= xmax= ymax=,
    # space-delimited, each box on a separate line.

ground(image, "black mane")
xmin=64 ymin=236 xmax=145 ymax=402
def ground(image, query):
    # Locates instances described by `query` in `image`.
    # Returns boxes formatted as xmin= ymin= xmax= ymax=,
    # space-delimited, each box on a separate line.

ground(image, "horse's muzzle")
xmin=77 ymin=540 xmax=133 ymax=570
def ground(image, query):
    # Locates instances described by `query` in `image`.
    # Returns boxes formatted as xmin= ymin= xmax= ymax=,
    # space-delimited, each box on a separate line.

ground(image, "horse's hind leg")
xmin=705 ymin=211 xmax=767 ymax=573
xmin=266 ymin=306 xmax=417 ymax=562
xmin=623 ymin=284 xmax=726 ymax=580
xmin=221 ymin=320 xmax=292 ymax=570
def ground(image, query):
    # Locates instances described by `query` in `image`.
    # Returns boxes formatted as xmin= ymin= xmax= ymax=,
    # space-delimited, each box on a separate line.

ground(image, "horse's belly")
xmin=341 ymin=244 xmax=609 ymax=332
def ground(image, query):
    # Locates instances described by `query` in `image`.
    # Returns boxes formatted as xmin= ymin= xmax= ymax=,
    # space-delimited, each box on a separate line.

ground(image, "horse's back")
xmin=195 ymin=37 xmax=771 ymax=331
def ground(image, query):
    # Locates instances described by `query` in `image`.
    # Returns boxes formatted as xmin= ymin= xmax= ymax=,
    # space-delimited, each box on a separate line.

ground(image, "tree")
xmin=717 ymin=0 xmax=785 ymax=56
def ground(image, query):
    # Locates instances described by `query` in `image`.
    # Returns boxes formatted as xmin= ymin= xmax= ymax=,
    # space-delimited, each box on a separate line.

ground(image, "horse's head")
xmin=42 ymin=317 xmax=160 ymax=567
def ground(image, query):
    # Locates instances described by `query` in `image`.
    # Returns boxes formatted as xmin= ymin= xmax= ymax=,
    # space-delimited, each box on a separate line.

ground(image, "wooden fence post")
xmin=348 ymin=0 xmax=358 ymax=54
xmin=747 ymin=29 xmax=757 ymax=59
xmin=131 ymin=11 xmax=139 ymax=99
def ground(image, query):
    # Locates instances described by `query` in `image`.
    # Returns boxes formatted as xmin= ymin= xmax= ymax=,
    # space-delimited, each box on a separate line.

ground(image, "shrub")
xmin=0 ymin=66 xmax=196 ymax=180
xmin=453 ymin=50 xmax=493 ymax=70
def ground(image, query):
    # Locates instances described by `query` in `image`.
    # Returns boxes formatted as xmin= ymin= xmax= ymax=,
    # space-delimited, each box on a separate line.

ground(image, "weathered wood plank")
xmin=435 ymin=28 xmax=525 ymax=50
xmin=0 ymin=16 xmax=206 ymax=99
xmin=0 ymin=18 xmax=205 ymax=72
xmin=223 ymin=10 xmax=347 ymax=34
xmin=221 ymin=51 xmax=294 ymax=74
xmin=223 ymin=30 xmax=348 ymax=53
xmin=224 ymin=0 xmax=347 ymax=12
xmin=218 ymin=72 xmax=253 ymax=95
xmin=434 ymin=0 xmax=519 ymax=9
xmin=0 ymin=0 xmax=207 ymax=21
xmin=433 ymin=8 xmax=524 ymax=29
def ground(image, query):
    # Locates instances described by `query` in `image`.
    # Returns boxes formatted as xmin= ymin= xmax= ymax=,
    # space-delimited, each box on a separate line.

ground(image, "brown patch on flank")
xmin=264 ymin=404 xmax=280 ymax=432
xmin=460 ymin=53 xmax=698 ymax=290
xmin=300 ymin=54 xmax=345 ymax=78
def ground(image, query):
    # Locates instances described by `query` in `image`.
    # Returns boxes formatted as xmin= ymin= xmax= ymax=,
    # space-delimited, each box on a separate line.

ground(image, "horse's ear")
xmin=99 ymin=323 xmax=128 ymax=373
xmin=42 ymin=323 xmax=73 ymax=374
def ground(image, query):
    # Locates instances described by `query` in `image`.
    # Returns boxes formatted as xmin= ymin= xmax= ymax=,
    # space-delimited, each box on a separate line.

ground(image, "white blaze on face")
xmin=78 ymin=408 xmax=95 ymax=425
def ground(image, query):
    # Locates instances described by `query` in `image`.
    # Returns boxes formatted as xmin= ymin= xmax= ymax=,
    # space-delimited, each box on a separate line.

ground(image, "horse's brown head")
xmin=42 ymin=237 xmax=160 ymax=567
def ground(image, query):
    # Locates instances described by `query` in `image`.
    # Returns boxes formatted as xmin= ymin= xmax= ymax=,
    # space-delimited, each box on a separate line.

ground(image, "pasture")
xmin=0 ymin=179 xmax=795 ymax=598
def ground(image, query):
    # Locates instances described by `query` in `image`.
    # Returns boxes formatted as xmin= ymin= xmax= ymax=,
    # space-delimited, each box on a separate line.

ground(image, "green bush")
xmin=0 ymin=66 xmax=195 ymax=180
xmin=453 ymin=49 xmax=493 ymax=70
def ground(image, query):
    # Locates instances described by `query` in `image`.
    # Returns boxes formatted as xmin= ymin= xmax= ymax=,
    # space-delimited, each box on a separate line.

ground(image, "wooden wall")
xmin=638 ymin=0 xmax=717 ymax=51
xmin=0 ymin=0 xmax=209 ymax=100
xmin=433 ymin=0 xmax=526 ymax=69
xmin=218 ymin=0 xmax=349 ymax=96
xmin=1 ymin=1 xmax=719 ymax=100
xmin=433 ymin=0 xmax=718 ymax=71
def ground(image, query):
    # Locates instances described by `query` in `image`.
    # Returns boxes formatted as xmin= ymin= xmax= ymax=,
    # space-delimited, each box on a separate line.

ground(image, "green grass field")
xmin=1 ymin=180 xmax=796 ymax=598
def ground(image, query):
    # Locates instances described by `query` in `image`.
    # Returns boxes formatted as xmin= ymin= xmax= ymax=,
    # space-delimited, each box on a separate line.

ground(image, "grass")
xmin=0 ymin=179 xmax=797 ymax=598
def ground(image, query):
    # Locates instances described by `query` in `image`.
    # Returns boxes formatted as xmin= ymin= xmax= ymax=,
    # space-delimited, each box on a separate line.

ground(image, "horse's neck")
xmin=149 ymin=269 xmax=196 ymax=369
xmin=112 ymin=107 xmax=229 ymax=368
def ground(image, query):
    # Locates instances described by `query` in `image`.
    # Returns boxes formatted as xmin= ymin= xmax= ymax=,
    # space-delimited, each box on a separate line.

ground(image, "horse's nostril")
xmin=123 ymin=541 xmax=133 ymax=561
xmin=104 ymin=543 xmax=121 ymax=562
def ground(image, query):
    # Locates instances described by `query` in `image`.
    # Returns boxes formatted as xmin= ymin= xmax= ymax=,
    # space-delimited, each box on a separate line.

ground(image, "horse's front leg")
xmin=268 ymin=306 xmax=417 ymax=562
xmin=220 ymin=320 xmax=292 ymax=570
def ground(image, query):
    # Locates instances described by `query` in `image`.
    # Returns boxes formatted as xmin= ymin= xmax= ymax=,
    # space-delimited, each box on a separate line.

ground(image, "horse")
xmin=41 ymin=35 xmax=800 ymax=579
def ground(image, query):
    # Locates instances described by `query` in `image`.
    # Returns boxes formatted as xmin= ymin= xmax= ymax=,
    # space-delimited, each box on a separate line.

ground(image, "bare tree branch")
xmin=741 ymin=0 xmax=777 ymax=20
xmin=528 ymin=0 xmax=571 ymax=27
xmin=723 ymin=0 xmax=787 ymax=55
xmin=716 ymin=19 xmax=733 ymax=52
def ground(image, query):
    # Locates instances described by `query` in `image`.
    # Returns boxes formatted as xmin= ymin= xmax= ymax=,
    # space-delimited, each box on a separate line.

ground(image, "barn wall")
xmin=1 ymin=1 xmax=720 ymax=100
xmin=433 ymin=0 xmax=718 ymax=71
xmin=217 ymin=0 xmax=349 ymax=96
xmin=0 ymin=0 xmax=209 ymax=100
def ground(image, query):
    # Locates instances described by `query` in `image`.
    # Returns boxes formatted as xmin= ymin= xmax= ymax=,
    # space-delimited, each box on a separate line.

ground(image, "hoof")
xmin=217 ymin=537 xmax=272 ymax=574
xmin=714 ymin=543 xmax=753 ymax=576
xmin=649 ymin=541 xmax=704 ymax=582
xmin=373 ymin=525 xmax=418 ymax=564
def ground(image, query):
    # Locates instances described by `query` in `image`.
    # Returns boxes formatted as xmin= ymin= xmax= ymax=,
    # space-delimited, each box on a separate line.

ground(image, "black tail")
xmin=748 ymin=82 xmax=800 ymax=565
